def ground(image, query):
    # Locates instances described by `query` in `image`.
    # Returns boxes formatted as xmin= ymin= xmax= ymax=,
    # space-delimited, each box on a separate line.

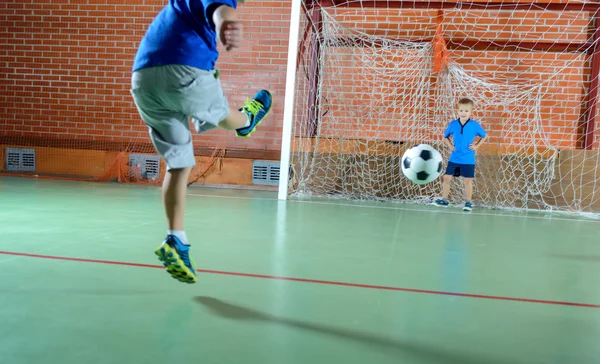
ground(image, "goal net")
xmin=287 ymin=0 xmax=600 ymax=216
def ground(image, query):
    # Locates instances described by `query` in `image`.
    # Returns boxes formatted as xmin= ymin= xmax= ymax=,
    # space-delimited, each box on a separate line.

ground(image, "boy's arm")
xmin=214 ymin=5 xmax=242 ymax=51
xmin=471 ymin=135 xmax=487 ymax=151
xmin=443 ymin=136 xmax=454 ymax=149
xmin=213 ymin=3 xmax=237 ymax=26
xmin=203 ymin=0 xmax=236 ymax=25
xmin=470 ymin=125 xmax=488 ymax=151
xmin=204 ymin=1 xmax=242 ymax=51
xmin=443 ymin=124 xmax=454 ymax=150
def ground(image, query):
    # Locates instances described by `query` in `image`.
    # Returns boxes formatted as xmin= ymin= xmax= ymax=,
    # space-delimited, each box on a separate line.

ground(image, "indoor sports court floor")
xmin=1 ymin=175 xmax=599 ymax=364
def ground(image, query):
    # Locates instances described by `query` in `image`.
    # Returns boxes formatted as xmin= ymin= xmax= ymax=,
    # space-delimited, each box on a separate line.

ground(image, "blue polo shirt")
xmin=133 ymin=0 xmax=237 ymax=72
xmin=443 ymin=119 xmax=487 ymax=165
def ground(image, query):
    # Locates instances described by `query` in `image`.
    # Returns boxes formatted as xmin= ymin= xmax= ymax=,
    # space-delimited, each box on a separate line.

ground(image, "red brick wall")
xmin=306 ymin=7 xmax=598 ymax=150
xmin=1 ymin=1 xmax=599 ymax=156
xmin=0 ymin=0 xmax=289 ymax=151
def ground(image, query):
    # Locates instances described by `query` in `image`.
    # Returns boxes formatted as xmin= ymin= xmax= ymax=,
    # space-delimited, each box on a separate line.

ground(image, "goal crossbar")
xmin=310 ymin=0 xmax=600 ymax=12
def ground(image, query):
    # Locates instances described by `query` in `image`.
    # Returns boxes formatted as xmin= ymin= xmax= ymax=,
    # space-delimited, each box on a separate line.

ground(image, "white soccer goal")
xmin=279 ymin=0 xmax=600 ymax=217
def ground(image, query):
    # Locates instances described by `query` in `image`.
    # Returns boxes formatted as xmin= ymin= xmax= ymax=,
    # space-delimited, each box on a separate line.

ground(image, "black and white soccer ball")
xmin=401 ymin=144 xmax=443 ymax=184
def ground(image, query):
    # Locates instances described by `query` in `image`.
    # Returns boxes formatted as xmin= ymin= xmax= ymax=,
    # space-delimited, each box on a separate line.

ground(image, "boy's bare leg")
xmin=464 ymin=178 xmax=473 ymax=201
xmin=154 ymin=166 xmax=197 ymax=284
xmin=442 ymin=174 xmax=452 ymax=199
xmin=218 ymin=107 xmax=248 ymax=130
xmin=434 ymin=174 xmax=452 ymax=206
xmin=163 ymin=167 xmax=192 ymax=231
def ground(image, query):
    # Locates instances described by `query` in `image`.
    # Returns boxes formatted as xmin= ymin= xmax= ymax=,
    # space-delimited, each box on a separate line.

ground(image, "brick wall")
xmin=1 ymin=1 xmax=599 ymax=158
xmin=0 ymin=0 xmax=289 ymax=152
xmin=303 ymin=7 xmax=599 ymax=150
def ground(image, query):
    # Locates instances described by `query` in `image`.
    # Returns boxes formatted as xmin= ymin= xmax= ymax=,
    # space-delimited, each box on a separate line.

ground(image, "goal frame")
xmin=278 ymin=0 xmax=600 ymax=200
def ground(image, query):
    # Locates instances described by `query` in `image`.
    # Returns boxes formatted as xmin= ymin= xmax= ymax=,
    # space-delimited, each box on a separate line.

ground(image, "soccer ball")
xmin=401 ymin=144 xmax=443 ymax=184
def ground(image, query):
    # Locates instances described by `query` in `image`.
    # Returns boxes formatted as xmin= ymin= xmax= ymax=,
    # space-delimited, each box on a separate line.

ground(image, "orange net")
xmin=0 ymin=117 xmax=228 ymax=187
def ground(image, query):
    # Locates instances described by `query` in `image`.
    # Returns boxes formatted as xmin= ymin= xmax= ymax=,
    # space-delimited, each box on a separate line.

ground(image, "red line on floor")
xmin=0 ymin=251 xmax=164 ymax=269
xmin=2 ymin=250 xmax=599 ymax=309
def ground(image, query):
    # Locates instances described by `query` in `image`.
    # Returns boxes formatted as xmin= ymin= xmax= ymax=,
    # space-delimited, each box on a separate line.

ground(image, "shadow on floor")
xmin=194 ymin=296 xmax=512 ymax=364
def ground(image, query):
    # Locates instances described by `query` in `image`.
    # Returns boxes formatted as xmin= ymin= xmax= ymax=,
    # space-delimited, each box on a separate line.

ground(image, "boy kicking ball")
xmin=130 ymin=0 xmax=272 ymax=283
xmin=434 ymin=98 xmax=487 ymax=211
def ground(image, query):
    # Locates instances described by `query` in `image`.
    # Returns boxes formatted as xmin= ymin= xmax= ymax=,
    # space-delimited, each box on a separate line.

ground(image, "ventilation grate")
xmin=253 ymin=165 xmax=268 ymax=180
xmin=252 ymin=160 xmax=280 ymax=186
xmin=269 ymin=165 xmax=280 ymax=181
xmin=128 ymin=154 xmax=161 ymax=180
xmin=6 ymin=151 xmax=20 ymax=170
xmin=145 ymin=158 xmax=160 ymax=179
xmin=6 ymin=148 xmax=36 ymax=172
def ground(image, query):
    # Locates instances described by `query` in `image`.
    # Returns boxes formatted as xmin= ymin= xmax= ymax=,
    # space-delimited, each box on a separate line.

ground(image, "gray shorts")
xmin=130 ymin=65 xmax=229 ymax=170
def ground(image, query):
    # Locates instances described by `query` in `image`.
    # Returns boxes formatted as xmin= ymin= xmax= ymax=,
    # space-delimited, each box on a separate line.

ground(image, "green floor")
xmin=1 ymin=176 xmax=599 ymax=364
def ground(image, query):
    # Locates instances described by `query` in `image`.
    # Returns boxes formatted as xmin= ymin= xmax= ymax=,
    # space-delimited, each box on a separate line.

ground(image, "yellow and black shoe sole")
xmin=155 ymin=244 xmax=197 ymax=284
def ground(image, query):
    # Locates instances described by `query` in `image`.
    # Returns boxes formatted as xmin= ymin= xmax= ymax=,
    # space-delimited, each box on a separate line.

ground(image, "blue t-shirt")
xmin=133 ymin=0 xmax=237 ymax=72
xmin=443 ymin=119 xmax=487 ymax=165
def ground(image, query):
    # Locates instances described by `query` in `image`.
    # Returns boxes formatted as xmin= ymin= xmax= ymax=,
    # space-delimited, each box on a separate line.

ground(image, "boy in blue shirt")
xmin=130 ymin=0 xmax=272 ymax=284
xmin=434 ymin=98 xmax=487 ymax=211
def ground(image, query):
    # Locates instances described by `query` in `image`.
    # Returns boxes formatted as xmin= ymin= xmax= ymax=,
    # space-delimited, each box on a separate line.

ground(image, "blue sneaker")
xmin=236 ymin=90 xmax=272 ymax=138
xmin=463 ymin=201 xmax=473 ymax=211
xmin=154 ymin=235 xmax=197 ymax=284
xmin=433 ymin=198 xmax=449 ymax=207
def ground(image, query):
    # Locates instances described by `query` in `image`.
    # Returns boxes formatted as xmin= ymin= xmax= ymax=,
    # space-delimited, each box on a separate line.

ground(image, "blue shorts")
xmin=445 ymin=162 xmax=475 ymax=178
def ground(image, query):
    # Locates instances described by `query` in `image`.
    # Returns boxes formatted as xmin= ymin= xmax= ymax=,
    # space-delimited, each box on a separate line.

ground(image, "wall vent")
xmin=252 ymin=160 xmax=280 ymax=186
xmin=128 ymin=154 xmax=161 ymax=180
xmin=6 ymin=148 xmax=36 ymax=172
